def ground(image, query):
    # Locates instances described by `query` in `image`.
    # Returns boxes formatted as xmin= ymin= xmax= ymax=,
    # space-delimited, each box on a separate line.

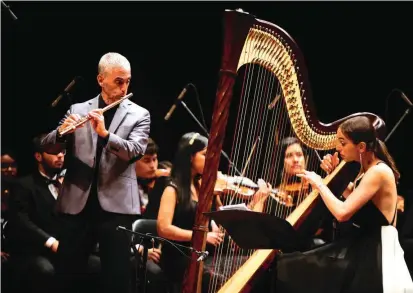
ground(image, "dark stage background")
xmin=2 ymin=1 xmax=413 ymax=195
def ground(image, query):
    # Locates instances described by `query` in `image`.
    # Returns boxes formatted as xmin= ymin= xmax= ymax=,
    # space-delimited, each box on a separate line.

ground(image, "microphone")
xmin=51 ymin=76 xmax=82 ymax=107
xmin=196 ymin=251 xmax=209 ymax=262
xmin=400 ymin=91 xmax=413 ymax=108
xmin=164 ymin=85 xmax=189 ymax=121
xmin=1 ymin=1 xmax=18 ymax=21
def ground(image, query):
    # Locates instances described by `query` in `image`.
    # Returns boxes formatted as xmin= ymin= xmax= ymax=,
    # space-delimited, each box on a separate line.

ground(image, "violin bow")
xmin=227 ymin=136 xmax=261 ymax=206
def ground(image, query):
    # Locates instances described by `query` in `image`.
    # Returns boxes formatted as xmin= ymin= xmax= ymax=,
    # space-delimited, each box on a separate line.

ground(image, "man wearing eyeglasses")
xmin=6 ymin=134 xmax=76 ymax=293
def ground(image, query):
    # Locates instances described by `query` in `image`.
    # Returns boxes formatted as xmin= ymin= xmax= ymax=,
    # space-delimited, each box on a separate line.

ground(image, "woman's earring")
xmin=359 ymin=152 xmax=363 ymax=172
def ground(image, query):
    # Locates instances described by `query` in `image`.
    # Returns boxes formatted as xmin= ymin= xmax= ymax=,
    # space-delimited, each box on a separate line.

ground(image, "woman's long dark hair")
xmin=274 ymin=137 xmax=307 ymax=187
xmin=339 ymin=116 xmax=400 ymax=181
xmin=170 ymin=132 xmax=208 ymax=209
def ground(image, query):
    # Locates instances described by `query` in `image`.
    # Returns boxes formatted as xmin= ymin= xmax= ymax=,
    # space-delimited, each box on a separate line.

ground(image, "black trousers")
xmin=56 ymin=191 xmax=138 ymax=293
xmin=8 ymin=254 xmax=56 ymax=293
xmin=7 ymin=253 xmax=101 ymax=293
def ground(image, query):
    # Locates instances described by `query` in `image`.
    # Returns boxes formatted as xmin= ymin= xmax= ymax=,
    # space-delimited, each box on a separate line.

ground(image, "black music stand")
xmin=204 ymin=210 xmax=302 ymax=252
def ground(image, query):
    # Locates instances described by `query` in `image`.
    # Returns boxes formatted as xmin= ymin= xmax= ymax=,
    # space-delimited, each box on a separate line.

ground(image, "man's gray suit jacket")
xmin=42 ymin=95 xmax=150 ymax=215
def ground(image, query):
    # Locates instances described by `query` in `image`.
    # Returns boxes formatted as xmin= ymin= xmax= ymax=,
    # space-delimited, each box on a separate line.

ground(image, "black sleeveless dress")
xmin=160 ymin=181 xmax=216 ymax=292
xmin=273 ymin=170 xmax=396 ymax=293
xmin=160 ymin=182 xmax=198 ymax=285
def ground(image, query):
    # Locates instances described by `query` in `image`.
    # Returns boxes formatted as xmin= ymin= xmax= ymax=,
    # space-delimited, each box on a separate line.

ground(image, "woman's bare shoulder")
xmin=367 ymin=162 xmax=395 ymax=184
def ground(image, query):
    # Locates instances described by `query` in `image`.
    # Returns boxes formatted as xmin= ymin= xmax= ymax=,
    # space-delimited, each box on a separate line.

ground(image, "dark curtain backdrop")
xmin=2 ymin=1 xmax=412 ymax=196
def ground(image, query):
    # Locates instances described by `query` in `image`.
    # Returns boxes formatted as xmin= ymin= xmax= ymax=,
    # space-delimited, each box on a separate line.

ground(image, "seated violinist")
xmin=244 ymin=137 xmax=310 ymax=215
xmin=157 ymin=132 xmax=224 ymax=293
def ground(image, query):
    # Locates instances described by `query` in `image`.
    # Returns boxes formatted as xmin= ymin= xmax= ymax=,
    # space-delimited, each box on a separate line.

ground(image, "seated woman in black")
xmin=273 ymin=116 xmax=413 ymax=293
xmin=157 ymin=132 xmax=224 ymax=292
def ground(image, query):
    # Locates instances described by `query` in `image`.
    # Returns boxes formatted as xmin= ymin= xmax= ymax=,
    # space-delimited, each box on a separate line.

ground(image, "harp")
xmin=182 ymin=9 xmax=386 ymax=293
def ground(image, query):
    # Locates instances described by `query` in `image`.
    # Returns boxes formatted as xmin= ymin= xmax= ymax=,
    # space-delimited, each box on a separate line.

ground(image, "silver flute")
xmin=58 ymin=93 xmax=133 ymax=137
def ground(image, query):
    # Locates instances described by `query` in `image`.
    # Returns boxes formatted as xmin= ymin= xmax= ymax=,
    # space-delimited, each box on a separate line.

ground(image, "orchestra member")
xmin=42 ymin=52 xmax=150 ymax=293
xmin=249 ymin=137 xmax=309 ymax=215
xmin=133 ymin=137 xmax=170 ymax=215
xmin=131 ymin=137 xmax=170 ymax=293
xmin=157 ymin=132 xmax=224 ymax=292
xmin=6 ymin=135 xmax=66 ymax=293
xmin=273 ymin=116 xmax=413 ymax=293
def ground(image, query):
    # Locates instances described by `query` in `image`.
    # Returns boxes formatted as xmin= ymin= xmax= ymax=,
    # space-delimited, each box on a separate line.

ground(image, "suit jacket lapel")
xmin=33 ymin=172 xmax=57 ymax=205
xmin=108 ymin=100 xmax=129 ymax=134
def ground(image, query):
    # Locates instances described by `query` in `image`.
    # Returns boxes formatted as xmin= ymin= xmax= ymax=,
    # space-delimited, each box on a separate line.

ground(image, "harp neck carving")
xmin=238 ymin=26 xmax=336 ymax=150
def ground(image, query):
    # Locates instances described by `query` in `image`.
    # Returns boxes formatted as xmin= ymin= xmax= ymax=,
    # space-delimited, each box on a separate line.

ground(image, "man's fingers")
xmin=90 ymin=109 xmax=103 ymax=115
xmin=69 ymin=114 xmax=81 ymax=121
xmin=65 ymin=117 xmax=77 ymax=125
xmin=89 ymin=112 xmax=104 ymax=121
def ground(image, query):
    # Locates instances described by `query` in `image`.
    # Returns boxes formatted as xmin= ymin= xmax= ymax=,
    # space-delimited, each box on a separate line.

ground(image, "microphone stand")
xmin=131 ymin=236 xmax=146 ymax=293
xmin=385 ymin=106 xmax=411 ymax=143
xmin=117 ymin=226 xmax=208 ymax=293
xmin=180 ymin=100 xmax=242 ymax=176
xmin=118 ymin=227 xmax=149 ymax=293
xmin=1 ymin=1 xmax=18 ymax=21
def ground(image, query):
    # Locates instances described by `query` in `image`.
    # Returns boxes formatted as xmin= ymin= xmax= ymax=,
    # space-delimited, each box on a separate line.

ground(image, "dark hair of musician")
xmin=1 ymin=148 xmax=18 ymax=161
xmin=274 ymin=137 xmax=307 ymax=187
xmin=339 ymin=116 xmax=400 ymax=181
xmin=32 ymin=133 xmax=48 ymax=154
xmin=144 ymin=138 xmax=159 ymax=156
xmin=129 ymin=138 xmax=158 ymax=164
xmin=170 ymin=132 xmax=208 ymax=210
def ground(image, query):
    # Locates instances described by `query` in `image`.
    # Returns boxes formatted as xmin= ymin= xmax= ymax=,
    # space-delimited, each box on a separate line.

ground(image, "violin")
xmin=214 ymin=172 xmax=278 ymax=200
xmin=213 ymin=172 xmax=311 ymax=207
xmin=270 ymin=181 xmax=310 ymax=207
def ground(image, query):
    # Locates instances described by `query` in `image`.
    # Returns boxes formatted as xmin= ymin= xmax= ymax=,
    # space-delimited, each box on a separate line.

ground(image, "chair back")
xmin=132 ymin=219 xmax=158 ymax=245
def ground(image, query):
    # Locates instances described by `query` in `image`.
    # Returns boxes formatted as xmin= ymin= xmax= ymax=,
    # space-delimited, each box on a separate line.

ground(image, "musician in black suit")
xmin=6 ymin=134 xmax=100 ymax=293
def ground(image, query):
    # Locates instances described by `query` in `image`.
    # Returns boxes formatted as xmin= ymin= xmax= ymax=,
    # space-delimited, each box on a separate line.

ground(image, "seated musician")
xmin=132 ymin=137 xmax=170 ymax=216
xmin=272 ymin=116 xmax=413 ymax=293
xmin=130 ymin=137 xmax=170 ymax=293
xmin=258 ymin=137 xmax=309 ymax=214
xmin=246 ymin=136 xmax=330 ymax=248
xmin=5 ymin=134 xmax=101 ymax=293
xmin=1 ymin=149 xmax=19 ymax=264
xmin=157 ymin=132 xmax=225 ymax=292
